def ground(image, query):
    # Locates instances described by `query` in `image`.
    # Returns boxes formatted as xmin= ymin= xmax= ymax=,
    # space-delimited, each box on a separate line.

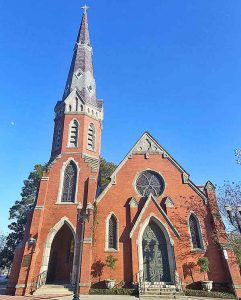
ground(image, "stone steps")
xmin=140 ymin=284 xmax=185 ymax=299
xmin=33 ymin=284 xmax=73 ymax=296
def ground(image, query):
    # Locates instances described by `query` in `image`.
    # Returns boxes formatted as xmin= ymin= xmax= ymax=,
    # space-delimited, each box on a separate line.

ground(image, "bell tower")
xmin=8 ymin=6 xmax=103 ymax=296
xmin=51 ymin=4 xmax=103 ymax=161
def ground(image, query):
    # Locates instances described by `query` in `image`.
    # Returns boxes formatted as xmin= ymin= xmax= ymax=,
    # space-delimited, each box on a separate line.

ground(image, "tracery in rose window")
xmin=136 ymin=170 xmax=165 ymax=197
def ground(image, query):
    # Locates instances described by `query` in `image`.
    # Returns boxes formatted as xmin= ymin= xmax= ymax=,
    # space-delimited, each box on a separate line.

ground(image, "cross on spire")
xmin=81 ymin=4 xmax=89 ymax=14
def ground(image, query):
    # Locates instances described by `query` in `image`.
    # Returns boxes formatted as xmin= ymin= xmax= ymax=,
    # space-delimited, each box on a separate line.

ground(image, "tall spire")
xmin=63 ymin=5 xmax=97 ymax=106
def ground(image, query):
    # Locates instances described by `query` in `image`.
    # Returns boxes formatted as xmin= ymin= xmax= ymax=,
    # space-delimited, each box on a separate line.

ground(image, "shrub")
xmin=184 ymin=289 xmax=235 ymax=299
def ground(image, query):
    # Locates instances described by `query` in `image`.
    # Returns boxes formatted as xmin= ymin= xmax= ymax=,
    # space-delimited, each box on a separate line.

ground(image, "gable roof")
xmin=96 ymin=131 xmax=208 ymax=203
xmin=129 ymin=194 xmax=181 ymax=239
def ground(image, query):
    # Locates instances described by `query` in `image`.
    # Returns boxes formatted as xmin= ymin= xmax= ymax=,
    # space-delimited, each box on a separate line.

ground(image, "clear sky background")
xmin=0 ymin=0 xmax=240 ymax=233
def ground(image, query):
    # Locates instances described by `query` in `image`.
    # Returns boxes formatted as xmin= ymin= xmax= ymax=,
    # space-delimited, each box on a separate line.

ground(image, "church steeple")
xmin=63 ymin=5 xmax=97 ymax=107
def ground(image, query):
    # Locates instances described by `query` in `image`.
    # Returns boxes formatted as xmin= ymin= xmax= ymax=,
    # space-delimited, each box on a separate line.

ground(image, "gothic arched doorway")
xmin=46 ymin=224 xmax=75 ymax=284
xmin=142 ymin=221 xmax=171 ymax=283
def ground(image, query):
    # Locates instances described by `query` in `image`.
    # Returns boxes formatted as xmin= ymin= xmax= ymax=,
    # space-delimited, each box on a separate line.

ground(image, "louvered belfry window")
xmin=69 ymin=120 xmax=79 ymax=148
xmin=55 ymin=122 xmax=62 ymax=150
xmin=189 ymin=215 xmax=202 ymax=249
xmin=61 ymin=161 xmax=77 ymax=202
xmin=87 ymin=123 xmax=95 ymax=150
xmin=108 ymin=215 xmax=117 ymax=250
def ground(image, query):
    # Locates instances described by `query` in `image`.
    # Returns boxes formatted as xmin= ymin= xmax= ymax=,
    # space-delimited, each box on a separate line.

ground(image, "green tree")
xmin=217 ymin=182 xmax=241 ymax=268
xmin=105 ymin=255 xmax=118 ymax=280
xmin=197 ymin=257 xmax=209 ymax=281
xmin=0 ymin=233 xmax=6 ymax=253
xmin=100 ymin=158 xmax=117 ymax=187
xmin=0 ymin=164 xmax=46 ymax=269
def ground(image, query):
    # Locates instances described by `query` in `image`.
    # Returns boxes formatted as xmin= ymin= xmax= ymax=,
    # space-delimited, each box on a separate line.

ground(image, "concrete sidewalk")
xmin=0 ymin=295 xmax=236 ymax=300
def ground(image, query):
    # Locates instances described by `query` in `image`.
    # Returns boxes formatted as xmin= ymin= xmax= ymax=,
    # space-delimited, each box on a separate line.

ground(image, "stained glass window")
xmin=136 ymin=171 xmax=165 ymax=197
xmin=108 ymin=215 xmax=117 ymax=250
xmin=189 ymin=215 xmax=202 ymax=249
xmin=61 ymin=161 xmax=77 ymax=202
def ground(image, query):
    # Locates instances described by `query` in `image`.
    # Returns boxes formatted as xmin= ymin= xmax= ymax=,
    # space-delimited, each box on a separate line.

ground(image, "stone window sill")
xmin=55 ymin=202 xmax=78 ymax=205
xmin=191 ymin=248 xmax=205 ymax=253
xmin=104 ymin=249 xmax=119 ymax=253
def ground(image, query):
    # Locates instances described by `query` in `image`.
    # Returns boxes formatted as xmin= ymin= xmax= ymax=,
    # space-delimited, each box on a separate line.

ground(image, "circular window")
xmin=136 ymin=170 xmax=165 ymax=197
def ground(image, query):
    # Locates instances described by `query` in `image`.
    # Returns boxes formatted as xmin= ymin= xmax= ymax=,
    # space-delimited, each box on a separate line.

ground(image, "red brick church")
xmin=8 ymin=6 xmax=241 ymax=298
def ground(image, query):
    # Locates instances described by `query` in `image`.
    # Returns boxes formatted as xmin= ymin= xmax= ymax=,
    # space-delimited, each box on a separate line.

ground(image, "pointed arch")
xmin=40 ymin=217 xmax=77 ymax=275
xmin=136 ymin=214 xmax=176 ymax=283
xmin=68 ymin=119 xmax=79 ymax=148
xmin=57 ymin=158 xmax=80 ymax=204
xmin=105 ymin=212 xmax=119 ymax=251
xmin=61 ymin=161 xmax=77 ymax=202
xmin=54 ymin=122 xmax=62 ymax=150
xmin=188 ymin=213 xmax=204 ymax=250
xmin=87 ymin=123 xmax=95 ymax=151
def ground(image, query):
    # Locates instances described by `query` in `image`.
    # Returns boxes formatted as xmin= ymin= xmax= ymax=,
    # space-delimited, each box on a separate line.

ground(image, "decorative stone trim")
xmin=130 ymin=194 xmax=180 ymax=239
xmin=111 ymin=175 xmax=116 ymax=185
xmin=204 ymin=180 xmax=216 ymax=192
xmin=80 ymin=282 xmax=91 ymax=287
xmin=96 ymin=132 xmax=208 ymax=204
xmin=164 ymin=197 xmax=174 ymax=208
xmin=182 ymin=172 xmax=189 ymax=184
xmin=82 ymin=153 xmax=99 ymax=173
xmin=129 ymin=197 xmax=138 ymax=208
xmin=145 ymin=153 xmax=150 ymax=159
xmin=163 ymin=152 xmax=169 ymax=158
xmin=41 ymin=177 xmax=49 ymax=181
xmin=83 ymin=237 xmax=92 ymax=244
xmin=35 ymin=205 xmax=44 ymax=210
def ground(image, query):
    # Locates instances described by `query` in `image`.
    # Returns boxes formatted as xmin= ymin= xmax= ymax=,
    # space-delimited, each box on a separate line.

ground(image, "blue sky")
xmin=0 ymin=0 xmax=240 ymax=233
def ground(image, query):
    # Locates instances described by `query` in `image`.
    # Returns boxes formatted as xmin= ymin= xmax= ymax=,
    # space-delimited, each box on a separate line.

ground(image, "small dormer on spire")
xmin=62 ymin=5 xmax=97 ymax=107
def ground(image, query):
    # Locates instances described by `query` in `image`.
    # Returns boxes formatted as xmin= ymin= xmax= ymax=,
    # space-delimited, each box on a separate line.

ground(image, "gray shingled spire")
xmin=62 ymin=6 xmax=97 ymax=106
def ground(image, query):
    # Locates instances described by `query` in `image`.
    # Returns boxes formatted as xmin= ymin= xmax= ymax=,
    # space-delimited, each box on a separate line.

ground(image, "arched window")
xmin=108 ymin=215 xmax=117 ymax=250
xmin=189 ymin=214 xmax=203 ymax=249
xmin=55 ymin=122 xmax=62 ymax=150
xmin=69 ymin=120 xmax=79 ymax=148
xmin=75 ymin=98 xmax=78 ymax=111
xmin=61 ymin=161 xmax=77 ymax=203
xmin=87 ymin=123 xmax=95 ymax=151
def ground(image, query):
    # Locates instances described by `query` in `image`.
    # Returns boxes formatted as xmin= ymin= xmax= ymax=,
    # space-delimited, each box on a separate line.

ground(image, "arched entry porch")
xmin=46 ymin=224 xmax=74 ymax=283
xmin=40 ymin=217 xmax=77 ymax=285
xmin=137 ymin=216 xmax=176 ymax=284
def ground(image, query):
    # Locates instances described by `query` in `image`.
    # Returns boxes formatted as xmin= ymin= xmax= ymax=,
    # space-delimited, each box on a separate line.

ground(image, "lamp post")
xmin=73 ymin=202 xmax=94 ymax=300
xmin=225 ymin=204 xmax=241 ymax=233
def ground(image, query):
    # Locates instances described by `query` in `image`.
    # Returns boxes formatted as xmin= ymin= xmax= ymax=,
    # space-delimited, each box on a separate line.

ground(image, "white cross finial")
xmin=81 ymin=4 xmax=89 ymax=14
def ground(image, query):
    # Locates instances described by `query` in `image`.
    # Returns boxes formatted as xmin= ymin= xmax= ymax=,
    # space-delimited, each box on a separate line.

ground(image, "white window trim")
xmin=56 ymin=158 xmax=80 ymax=204
xmin=67 ymin=119 xmax=80 ymax=148
xmin=105 ymin=212 xmax=119 ymax=252
xmin=188 ymin=212 xmax=205 ymax=251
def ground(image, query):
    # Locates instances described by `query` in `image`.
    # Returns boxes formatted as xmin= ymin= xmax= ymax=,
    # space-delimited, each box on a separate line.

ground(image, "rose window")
xmin=136 ymin=170 xmax=165 ymax=197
